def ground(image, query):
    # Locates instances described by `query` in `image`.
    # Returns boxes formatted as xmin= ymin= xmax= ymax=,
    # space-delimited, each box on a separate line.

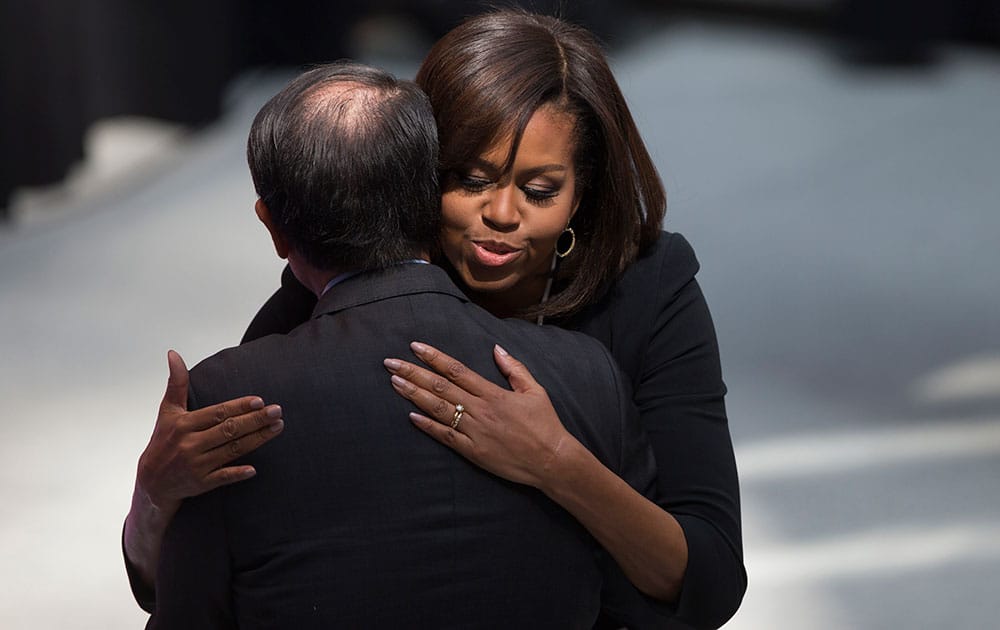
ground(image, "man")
xmin=148 ymin=62 xmax=655 ymax=628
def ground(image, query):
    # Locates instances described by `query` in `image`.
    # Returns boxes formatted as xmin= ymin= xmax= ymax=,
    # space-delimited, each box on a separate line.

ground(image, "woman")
xmin=125 ymin=10 xmax=746 ymax=628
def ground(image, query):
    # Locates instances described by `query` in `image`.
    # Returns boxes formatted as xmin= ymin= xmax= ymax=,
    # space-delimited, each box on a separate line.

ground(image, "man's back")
xmin=151 ymin=264 xmax=655 ymax=629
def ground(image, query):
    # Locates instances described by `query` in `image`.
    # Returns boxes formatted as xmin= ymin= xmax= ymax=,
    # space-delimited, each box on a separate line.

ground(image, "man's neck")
xmin=288 ymin=249 xmax=432 ymax=297
xmin=287 ymin=253 xmax=345 ymax=297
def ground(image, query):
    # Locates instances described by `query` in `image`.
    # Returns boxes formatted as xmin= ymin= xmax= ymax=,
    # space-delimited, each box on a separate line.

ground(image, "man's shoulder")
xmin=499 ymin=316 xmax=614 ymax=364
xmin=193 ymin=332 xmax=281 ymax=369
xmin=494 ymin=317 xmax=625 ymax=406
xmin=186 ymin=330 xmax=299 ymax=401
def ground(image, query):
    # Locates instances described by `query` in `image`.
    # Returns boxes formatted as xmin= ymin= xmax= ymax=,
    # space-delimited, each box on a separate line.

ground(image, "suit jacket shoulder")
xmin=157 ymin=263 xmax=656 ymax=629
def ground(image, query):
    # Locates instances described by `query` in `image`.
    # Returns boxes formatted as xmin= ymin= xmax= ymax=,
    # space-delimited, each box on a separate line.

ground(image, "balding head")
xmin=248 ymin=63 xmax=439 ymax=271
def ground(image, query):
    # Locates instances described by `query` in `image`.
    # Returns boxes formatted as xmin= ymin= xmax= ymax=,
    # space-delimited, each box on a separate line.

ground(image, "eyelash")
xmin=523 ymin=187 xmax=557 ymax=206
xmin=458 ymin=175 xmax=490 ymax=193
xmin=458 ymin=175 xmax=558 ymax=207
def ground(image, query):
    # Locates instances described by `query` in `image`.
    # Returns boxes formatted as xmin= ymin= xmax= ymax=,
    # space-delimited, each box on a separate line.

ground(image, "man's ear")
xmin=255 ymin=199 xmax=290 ymax=259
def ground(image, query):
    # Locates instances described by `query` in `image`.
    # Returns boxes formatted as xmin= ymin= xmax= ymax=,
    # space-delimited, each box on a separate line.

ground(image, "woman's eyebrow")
xmin=470 ymin=157 xmax=568 ymax=177
xmin=468 ymin=157 xmax=502 ymax=176
xmin=520 ymin=164 xmax=568 ymax=178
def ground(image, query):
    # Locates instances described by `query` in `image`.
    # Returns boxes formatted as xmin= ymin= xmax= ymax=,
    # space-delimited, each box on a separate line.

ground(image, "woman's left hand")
xmin=387 ymin=342 xmax=689 ymax=603
xmin=384 ymin=341 xmax=576 ymax=490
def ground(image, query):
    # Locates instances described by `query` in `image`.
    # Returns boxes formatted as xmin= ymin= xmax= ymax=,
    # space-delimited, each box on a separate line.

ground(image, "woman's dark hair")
xmin=416 ymin=9 xmax=665 ymax=319
xmin=248 ymin=62 xmax=440 ymax=271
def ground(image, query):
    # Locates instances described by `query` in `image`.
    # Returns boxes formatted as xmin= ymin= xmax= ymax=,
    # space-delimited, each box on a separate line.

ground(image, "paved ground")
xmin=2 ymin=15 xmax=998 ymax=629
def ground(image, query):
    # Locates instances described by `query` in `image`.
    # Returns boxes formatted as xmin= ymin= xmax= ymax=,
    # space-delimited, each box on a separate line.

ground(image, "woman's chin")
xmin=462 ymin=275 xmax=521 ymax=297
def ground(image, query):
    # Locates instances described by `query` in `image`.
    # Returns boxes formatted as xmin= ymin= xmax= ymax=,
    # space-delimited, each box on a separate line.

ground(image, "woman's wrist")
xmin=123 ymin=480 xmax=179 ymax=586
xmin=533 ymin=433 xmax=594 ymax=498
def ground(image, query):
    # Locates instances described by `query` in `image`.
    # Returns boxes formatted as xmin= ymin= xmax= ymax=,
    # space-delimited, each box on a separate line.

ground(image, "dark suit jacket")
xmin=148 ymin=263 xmax=656 ymax=630
xmin=235 ymin=231 xmax=746 ymax=629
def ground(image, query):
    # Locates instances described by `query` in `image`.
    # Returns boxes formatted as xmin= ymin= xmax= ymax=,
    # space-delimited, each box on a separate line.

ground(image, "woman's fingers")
xmin=200 ymin=404 xmax=284 ymax=452
xmin=383 ymin=355 xmax=476 ymax=414
xmin=200 ymin=465 xmax=259 ymax=492
xmin=160 ymin=350 xmax=191 ymax=413
xmin=140 ymin=373 xmax=285 ymax=505
xmin=409 ymin=412 xmax=475 ymax=452
xmin=183 ymin=396 xmax=270 ymax=432
xmin=390 ymin=346 xmax=572 ymax=490
xmin=388 ymin=372 xmax=462 ymax=425
xmin=492 ymin=344 xmax=541 ymax=393
xmin=200 ymin=410 xmax=284 ymax=481
xmin=408 ymin=341 xmax=496 ymax=397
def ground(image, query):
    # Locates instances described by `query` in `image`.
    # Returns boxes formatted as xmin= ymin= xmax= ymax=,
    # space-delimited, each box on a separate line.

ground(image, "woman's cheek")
xmin=438 ymin=229 xmax=465 ymax=270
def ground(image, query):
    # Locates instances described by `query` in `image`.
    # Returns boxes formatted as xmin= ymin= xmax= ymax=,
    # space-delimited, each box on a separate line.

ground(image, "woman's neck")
xmin=438 ymin=258 xmax=549 ymax=320
xmin=466 ymin=276 xmax=549 ymax=320
xmin=468 ymin=291 xmax=527 ymax=320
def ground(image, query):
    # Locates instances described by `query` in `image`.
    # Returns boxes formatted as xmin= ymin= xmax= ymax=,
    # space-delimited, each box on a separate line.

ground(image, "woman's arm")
xmin=609 ymin=233 xmax=745 ymax=627
xmin=127 ymin=268 xmax=313 ymax=610
xmin=122 ymin=266 xmax=316 ymax=612
xmin=386 ymin=233 xmax=746 ymax=628
xmin=385 ymin=342 xmax=687 ymax=602
xmin=123 ymin=351 xmax=283 ymax=609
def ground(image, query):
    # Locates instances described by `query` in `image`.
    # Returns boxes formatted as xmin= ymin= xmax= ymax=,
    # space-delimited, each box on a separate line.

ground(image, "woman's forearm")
xmin=123 ymin=350 xmax=286 ymax=602
xmin=539 ymin=436 xmax=687 ymax=602
xmin=123 ymin=481 xmax=180 ymax=592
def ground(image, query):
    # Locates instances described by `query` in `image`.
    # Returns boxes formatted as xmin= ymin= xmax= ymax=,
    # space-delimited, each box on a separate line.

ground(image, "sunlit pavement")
xmin=2 ymin=16 xmax=998 ymax=629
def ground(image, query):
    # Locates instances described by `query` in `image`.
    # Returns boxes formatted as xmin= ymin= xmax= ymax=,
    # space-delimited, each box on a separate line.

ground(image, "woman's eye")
xmin=523 ymin=186 xmax=558 ymax=204
xmin=458 ymin=174 xmax=491 ymax=192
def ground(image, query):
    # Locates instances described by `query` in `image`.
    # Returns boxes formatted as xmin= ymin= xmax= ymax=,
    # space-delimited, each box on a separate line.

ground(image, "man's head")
xmin=248 ymin=62 xmax=440 ymax=272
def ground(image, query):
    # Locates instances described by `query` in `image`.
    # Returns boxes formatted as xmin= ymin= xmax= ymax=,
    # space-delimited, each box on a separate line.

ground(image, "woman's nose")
xmin=482 ymin=185 xmax=519 ymax=231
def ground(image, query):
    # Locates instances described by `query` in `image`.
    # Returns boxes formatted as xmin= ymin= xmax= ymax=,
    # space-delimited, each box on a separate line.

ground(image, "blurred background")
xmin=2 ymin=1 xmax=998 ymax=627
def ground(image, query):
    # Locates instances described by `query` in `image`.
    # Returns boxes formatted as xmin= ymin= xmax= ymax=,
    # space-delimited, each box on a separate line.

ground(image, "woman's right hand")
xmin=124 ymin=350 xmax=284 ymax=598
xmin=137 ymin=350 xmax=285 ymax=512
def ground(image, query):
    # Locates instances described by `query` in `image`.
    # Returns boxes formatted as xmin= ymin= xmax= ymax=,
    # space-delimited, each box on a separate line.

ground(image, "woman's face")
xmin=439 ymin=106 xmax=579 ymax=314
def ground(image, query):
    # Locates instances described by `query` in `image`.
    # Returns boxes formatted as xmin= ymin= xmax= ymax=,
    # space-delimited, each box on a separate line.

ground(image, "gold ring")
xmin=451 ymin=404 xmax=465 ymax=429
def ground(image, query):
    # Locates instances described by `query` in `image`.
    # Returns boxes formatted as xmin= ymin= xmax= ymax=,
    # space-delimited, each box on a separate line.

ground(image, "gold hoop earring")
xmin=555 ymin=227 xmax=576 ymax=258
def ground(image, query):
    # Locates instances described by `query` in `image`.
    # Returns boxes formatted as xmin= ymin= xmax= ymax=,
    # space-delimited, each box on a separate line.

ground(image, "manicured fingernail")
xmin=270 ymin=419 xmax=284 ymax=432
xmin=266 ymin=405 xmax=282 ymax=419
xmin=250 ymin=398 xmax=265 ymax=410
xmin=494 ymin=344 xmax=509 ymax=357
xmin=410 ymin=341 xmax=428 ymax=355
xmin=410 ymin=412 xmax=431 ymax=425
xmin=391 ymin=375 xmax=411 ymax=390
xmin=383 ymin=358 xmax=402 ymax=371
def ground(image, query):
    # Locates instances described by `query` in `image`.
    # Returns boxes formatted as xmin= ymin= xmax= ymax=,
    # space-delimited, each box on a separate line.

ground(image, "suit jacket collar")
xmin=311 ymin=263 xmax=468 ymax=319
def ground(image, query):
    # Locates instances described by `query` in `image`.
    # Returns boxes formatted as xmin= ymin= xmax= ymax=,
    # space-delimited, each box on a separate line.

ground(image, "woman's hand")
xmin=137 ymin=350 xmax=284 ymax=513
xmin=386 ymin=342 xmax=687 ymax=602
xmin=383 ymin=341 xmax=577 ymax=491
xmin=124 ymin=350 xmax=284 ymax=594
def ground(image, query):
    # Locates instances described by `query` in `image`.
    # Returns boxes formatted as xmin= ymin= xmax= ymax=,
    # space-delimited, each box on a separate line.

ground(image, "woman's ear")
xmin=255 ymin=199 xmax=290 ymax=259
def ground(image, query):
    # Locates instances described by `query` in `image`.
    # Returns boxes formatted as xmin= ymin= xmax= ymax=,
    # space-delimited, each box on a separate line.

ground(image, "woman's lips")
xmin=471 ymin=240 xmax=523 ymax=267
